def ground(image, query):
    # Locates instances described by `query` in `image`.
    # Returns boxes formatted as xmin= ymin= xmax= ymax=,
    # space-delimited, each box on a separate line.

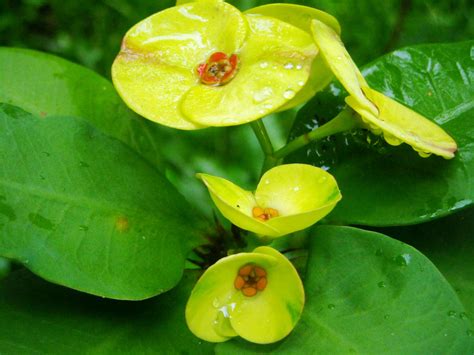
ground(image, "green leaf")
xmin=0 ymin=47 xmax=167 ymax=169
xmin=217 ymin=225 xmax=473 ymax=353
xmin=376 ymin=207 xmax=474 ymax=320
xmin=0 ymin=103 xmax=204 ymax=300
xmin=0 ymin=269 xmax=213 ymax=354
xmin=0 ymin=47 xmax=263 ymax=218
xmin=287 ymin=41 xmax=474 ymax=226
xmin=0 ymin=258 xmax=9 ymax=280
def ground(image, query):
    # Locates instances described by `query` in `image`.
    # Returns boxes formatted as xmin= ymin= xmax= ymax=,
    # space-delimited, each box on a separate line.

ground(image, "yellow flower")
xmin=310 ymin=18 xmax=457 ymax=159
xmin=198 ymin=164 xmax=341 ymax=238
xmin=112 ymin=0 xmax=324 ymax=130
xmin=186 ymin=246 xmax=304 ymax=344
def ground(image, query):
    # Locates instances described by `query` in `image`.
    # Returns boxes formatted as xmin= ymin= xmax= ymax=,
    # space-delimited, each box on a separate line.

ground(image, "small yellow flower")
xmin=198 ymin=164 xmax=341 ymax=238
xmin=186 ymin=246 xmax=304 ymax=344
xmin=112 ymin=0 xmax=323 ymax=130
xmin=310 ymin=18 xmax=457 ymax=159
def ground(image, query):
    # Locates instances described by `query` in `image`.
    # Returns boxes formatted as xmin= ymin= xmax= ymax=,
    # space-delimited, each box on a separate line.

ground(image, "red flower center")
xmin=197 ymin=52 xmax=239 ymax=86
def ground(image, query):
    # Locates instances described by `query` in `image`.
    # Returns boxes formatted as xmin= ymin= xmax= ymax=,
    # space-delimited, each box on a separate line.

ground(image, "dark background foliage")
xmin=1 ymin=0 xmax=473 ymax=77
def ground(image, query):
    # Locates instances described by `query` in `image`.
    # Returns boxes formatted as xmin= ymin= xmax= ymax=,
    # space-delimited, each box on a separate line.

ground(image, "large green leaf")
xmin=0 ymin=47 xmax=168 ymax=169
xmin=0 ymin=47 xmax=263 ymax=218
xmin=287 ymin=41 xmax=474 ymax=226
xmin=218 ymin=226 xmax=473 ymax=353
xmin=376 ymin=207 xmax=474 ymax=319
xmin=0 ymin=270 xmax=213 ymax=354
xmin=0 ymin=103 xmax=204 ymax=300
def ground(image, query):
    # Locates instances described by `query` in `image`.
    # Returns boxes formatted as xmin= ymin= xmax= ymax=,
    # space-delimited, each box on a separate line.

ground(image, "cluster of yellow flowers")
xmin=112 ymin=0 xmax=457 ymax=345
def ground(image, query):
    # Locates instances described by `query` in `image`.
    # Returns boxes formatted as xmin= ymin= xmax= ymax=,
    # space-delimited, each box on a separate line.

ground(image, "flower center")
xmin=234 ymin=264 xmax=267 ymax=297
xmin=252 ymin=206 xmax=279 ymax=222
xmin=197 ymin=52 xmax=239 ymax=86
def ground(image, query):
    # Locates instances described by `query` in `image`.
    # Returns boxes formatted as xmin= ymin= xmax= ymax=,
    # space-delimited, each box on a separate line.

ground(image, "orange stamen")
xmin=252 ymin=206 xmax=279 ymax=222
xmin=235 ymin=264 xmax=268 ymax=297
xmin=242 ymin=287 xmax=257 ymax=297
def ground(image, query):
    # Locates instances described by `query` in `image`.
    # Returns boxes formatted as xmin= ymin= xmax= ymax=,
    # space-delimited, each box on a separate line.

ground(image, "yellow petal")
xmin=348 ymin=88 xmax=458 ymax=159
xmin=310 ymin=19 xmax=378 ymax=117
xmin=255 ymin=164 xmax=341 ymax=237
xmin=244 ymin=4 xmax=342 ymax=111
xmin=185 ymin=252 xmax=277 ymax=342
xmin=182 ymin=15 xmax=317 ymax=126
xmin=197 ymin=173 xmax=280 ymax=237
xmin=229 ymin=247 xmax=305 ymax=344
xmin=112 ymin=0 xmax=248 ymax=129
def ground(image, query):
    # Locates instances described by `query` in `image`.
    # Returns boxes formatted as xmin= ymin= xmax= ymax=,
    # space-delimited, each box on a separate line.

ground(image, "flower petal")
xmin=310 ymin=19 xmax=378 ymax=117
xmin=229 ymin=247 xmax=305 ymax=344
xmin=255 ymin=164 xmax=341 ymax=233
xmin=197 ymin=173 xmax=280 ymax=236
xmin=347 ymin=87 xmax=458 ymax=158
xmin=245 ymin=3 xmax=341 ymax=36
xmin=112 ymin=0 xmax=248 ymax=129
xmin=244 ymin=4 xmax=341 ymax=110
xmin=185 ymin=252 xmax=278 ymax=342
xmin=182 ymin=15 xmax=317 ymax=126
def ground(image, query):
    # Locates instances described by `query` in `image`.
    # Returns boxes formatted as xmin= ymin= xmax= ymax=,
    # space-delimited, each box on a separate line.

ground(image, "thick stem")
xmin=273 ymin=108 xmax=359 ymax=160
xmin=250 ymin=120 xmax=274 ymax=156
xmin=250 ymin=120 xmax=276 ymax=177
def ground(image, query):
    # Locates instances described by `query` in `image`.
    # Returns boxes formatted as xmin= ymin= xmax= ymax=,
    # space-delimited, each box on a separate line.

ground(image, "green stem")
xmin=273 ymin=108 xmax=358 ymax=160
xmin=250 ymin=120 xmax=277 ymax=176
xmin=250 ymin=120 xmax=273 ymax=156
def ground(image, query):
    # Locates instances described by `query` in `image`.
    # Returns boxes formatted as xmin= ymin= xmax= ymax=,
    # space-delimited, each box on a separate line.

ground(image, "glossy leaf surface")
xmin=0 ymin=104 xmax=202 ymax=300
xmin=0 ymin=47 xmax=168 ymax=169
xmin=0 ymin=270 xmax=213 ymax=354
xmin=377 ymin=207 xmax=474 ymax=319
xmin=218 ymin=226 xmax=474 ymax=353
xmin=287 ymin=41 xmax=474 ymax=225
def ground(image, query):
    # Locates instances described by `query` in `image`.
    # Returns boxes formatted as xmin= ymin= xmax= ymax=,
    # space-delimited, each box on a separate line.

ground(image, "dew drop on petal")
xmin=283 ymin=89 xmax=295 ymax=99
xmin=284 ymin=62 xmax=294 ymax=69
xmin=259 ymin=62 xmax=269 ymax=69
xmin=296 ymin=64 xmax=303 ymax=70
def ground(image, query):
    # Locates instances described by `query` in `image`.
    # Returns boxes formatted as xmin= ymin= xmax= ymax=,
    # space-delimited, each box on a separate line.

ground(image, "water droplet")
xmin=24 ymin=259 xmax=29 ymax=264
xmin=444 ymin=333 xmax=448 ymax=337
xmin=28 ymin=213 xmax=55 ymax=231
xmin=253 ymin=87 xmax=273 ymax=103
xmin=375 ymin=248 xmax=383 ymax=256
xmin=259 ymin=62 xmax=268 ymax=69
xmin=39 ymin=175 xmax=46 ymax=181
xmin=293 ymin=186 xmax=300 ymax=192
xmin=459 ymin=312 xmax=468 ymax=320
xmin=284 ymin=62 xmax=294 ymax=70
xmin=327 ymin=304 xmax=335 ymax=310
xmin=337 ymin=56 xmax=342 ymax=60
xmin=264 ymin=179 xmax=270 ymax=185
xmin=142 ymin=235 xmax=146 ymax=240
xmin=384 ymin=314 xmax=391 ymax=320
xmin=318 ymin=176 xmax=327 ymax=183
xmin=0 ymin=200 xmax=16 ymax=221
xmin=394 ymin=253 xmax=411 ymax=266
xmin=283 ymin=89 xmax=295 ymax=99
xmin=467 ymin=330 xmax=473 ymax=337
xmin=79 ymin=225 xmax=89 ymax=231
xmin=296 ymin=64 xmax=303 ymax=70
xmin=390 ymin=332 xmax=395 ymax=336
xmin=448 ymin=310 xmax=457 ymax=317
xmin=378 ymin=281 xmax=386 ymax=288
xmin=297 ymin=81 xmax=305 ymax=86
xmin=79 ymin=161 xmax=89 ymax=168
xmin=212 ymin=298 xmax=220 ymax=308
xmin=42 ymin=151 xmax=50 ymax=157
